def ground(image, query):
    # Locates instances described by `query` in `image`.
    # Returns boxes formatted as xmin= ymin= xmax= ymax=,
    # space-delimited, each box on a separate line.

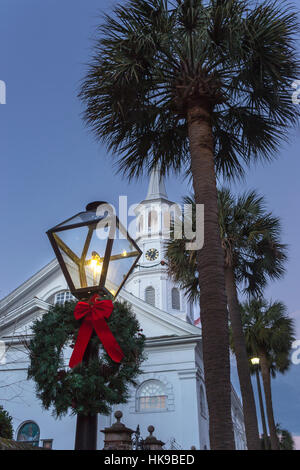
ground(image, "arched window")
xmin=138 ymin=214 xmax=144 ymax=234
xmin=137 ymin=380 xmax=167 ymax=411
xmin=55 ymin=290 xmax=75 ymax=305
xmin=200 ymin=386 xmax=206 ymax=417
xmin=17 ymin=421 xmax=40 ymax=447
xmin=171 ymin=288 xmax=180 ymax=310
xmin=148 ymin=210 xmax=158 ymax=233
xmin=163 ymin=211 xmax=170 ymax=230
xmin=145 ymin=286 xmax=155 ymax=307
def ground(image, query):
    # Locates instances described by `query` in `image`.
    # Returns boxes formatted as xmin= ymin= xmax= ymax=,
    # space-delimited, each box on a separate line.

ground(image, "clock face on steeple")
xmin=145 ymin=248 xmax=159 ymax=261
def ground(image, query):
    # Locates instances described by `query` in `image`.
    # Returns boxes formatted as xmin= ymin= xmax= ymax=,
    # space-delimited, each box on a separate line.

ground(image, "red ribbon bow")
xmin=69 ymin=294 xmax=124 ymax=369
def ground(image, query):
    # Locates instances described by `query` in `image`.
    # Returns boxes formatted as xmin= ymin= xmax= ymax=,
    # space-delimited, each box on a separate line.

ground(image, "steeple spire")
xmin=145 ymin=166 xmax=168 ymax=200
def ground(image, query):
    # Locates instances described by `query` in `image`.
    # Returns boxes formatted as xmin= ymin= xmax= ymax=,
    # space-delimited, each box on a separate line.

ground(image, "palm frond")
xmin=80 ymin=0 xmax=300 ymax=181
xmin=241 ymin=297 xmax=295 ymax=374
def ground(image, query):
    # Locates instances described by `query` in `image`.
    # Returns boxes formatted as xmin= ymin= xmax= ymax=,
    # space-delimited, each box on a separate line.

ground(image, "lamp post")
xmin=47 ymin=201 xmax=142 ymax=450
xmin=250 ymin=357 xmax=269 ymax=450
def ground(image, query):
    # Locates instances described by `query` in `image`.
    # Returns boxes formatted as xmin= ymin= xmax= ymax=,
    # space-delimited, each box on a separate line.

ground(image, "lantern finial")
xmin=85 ymin=201 xmax=108 ymax=212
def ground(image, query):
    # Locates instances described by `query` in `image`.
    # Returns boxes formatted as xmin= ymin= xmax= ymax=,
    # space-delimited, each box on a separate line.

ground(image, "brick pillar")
xmin=101 ymin=411 xmax=134 ymax=450
xmin=143 ymin=425 xmax=165 ymax=450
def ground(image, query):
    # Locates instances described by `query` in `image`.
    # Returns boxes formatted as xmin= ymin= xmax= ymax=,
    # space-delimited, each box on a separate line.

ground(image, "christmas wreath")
xmin=28 ymin=299 xmax=145 ymax=417
xmin=0 ymin=405 xmax=13 ymax=439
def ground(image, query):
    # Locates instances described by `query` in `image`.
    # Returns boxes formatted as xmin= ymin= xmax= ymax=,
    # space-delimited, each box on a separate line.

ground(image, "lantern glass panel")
xmin=47 ymin=204 xmax=142 ymax=298
xmin=51 ymin=221 xmax=111 ymax=291
xmin=58 ymin=250 xmax=81 ymax=289
xmin=105 ymin=225 xmax=140 ymax=295
xmin=56 ymin=225 xmax=90 ymax=257
xmin=54 ymin=210 xmax=103 ymax=229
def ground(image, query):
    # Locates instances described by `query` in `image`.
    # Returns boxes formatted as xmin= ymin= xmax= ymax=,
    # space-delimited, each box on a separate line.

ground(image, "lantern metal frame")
xmin=46 ymin=202 xmax=142 ymax=300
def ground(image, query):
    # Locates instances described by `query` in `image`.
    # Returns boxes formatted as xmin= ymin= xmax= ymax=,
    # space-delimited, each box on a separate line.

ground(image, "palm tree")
xmin=165 ymin=189 xmax=286 ymax=449
xmin=241 ymin=299 xmax=295 ymax=450
xmin=250 ymin=361 xmax=269 ymax=449
xmin=79 ymin=0 xmax=299 ymax=449
xmin=276 ymin=424 xmax=295 ymax=450
xmin=221 ymin=190 xmax=286 ymax=450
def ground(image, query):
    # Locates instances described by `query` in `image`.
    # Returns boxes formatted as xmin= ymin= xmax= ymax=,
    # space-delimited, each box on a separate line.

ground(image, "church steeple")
xmin=126 ymin=167 xmax=193 ymax=323
xmin=145 ymin=167 xmax=168 ymax=201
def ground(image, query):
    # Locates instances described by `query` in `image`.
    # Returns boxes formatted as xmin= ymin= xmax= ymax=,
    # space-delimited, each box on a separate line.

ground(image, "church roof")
xmin=145 ymin=167 xmax=168 ymax=200
xmin=0 ymin=259 xmax=201 ymax=339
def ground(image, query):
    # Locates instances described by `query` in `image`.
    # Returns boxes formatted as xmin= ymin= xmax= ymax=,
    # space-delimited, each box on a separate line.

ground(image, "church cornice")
xmin=120 ymin=289 xmax=201 ymax=337
xmin=137 ymin=197 xmax=174 ymax=207
xmin=0 ymin=259 xmax=59 ymax=312
xmin=127 ymin=266 xmax=168 ymax=279
xmin=145 ymin=334 xmax=201 ymax=347
xmin=0 ymin=297 xmax=50 ymax=334
xmin=135 ymin=232 xmax=171 ymax=243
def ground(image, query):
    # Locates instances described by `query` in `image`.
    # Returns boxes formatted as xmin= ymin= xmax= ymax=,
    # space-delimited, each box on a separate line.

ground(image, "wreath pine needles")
xmin=28 ymin=300 xmax=145 ymax=417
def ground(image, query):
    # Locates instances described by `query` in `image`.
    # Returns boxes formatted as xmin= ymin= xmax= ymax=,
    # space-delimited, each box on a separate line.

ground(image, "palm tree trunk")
xmin=224 ymin=266 xmax=260 ymax=449
xmin=187 ymin=103 xmax=235 ymax=450
xmin=255 ymin=368 xmax=269 ymax=449
xmin=259 ymin=351 xmax=280 ymax=450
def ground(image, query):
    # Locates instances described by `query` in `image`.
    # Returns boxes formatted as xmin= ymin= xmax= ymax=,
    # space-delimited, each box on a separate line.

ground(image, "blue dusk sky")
xmin=1 ymin=1 xmax=300 ymax=441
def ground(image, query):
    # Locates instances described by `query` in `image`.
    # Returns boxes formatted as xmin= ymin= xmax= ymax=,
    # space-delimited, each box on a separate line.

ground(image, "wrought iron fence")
xmin=131 ymin=425 xmax=145 ymax=450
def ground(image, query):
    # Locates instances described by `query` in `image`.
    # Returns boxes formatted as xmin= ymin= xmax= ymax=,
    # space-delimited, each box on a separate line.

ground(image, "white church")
xmin=0 ymin=170 xmax=247 ymax=450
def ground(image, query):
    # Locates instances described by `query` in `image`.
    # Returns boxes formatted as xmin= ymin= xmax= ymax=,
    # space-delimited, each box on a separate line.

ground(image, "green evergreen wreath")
xmin=28 ymin=300 xmax=145 ymax=417
xmin=0 ymin=405 xmax=13 ymax=439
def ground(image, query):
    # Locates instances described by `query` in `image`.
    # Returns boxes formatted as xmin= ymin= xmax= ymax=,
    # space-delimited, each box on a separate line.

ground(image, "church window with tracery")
xmin=137 ymin=380 xmax=167 ymax=411
xmin=54 ymin=291 xmax=75 ymax=305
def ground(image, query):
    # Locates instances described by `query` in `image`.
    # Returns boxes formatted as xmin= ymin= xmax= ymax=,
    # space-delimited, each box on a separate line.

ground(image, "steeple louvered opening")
xmin=171 ymin=288 xmax=180 ymax=310
xmin=145 ymin=286 xmax=155 ymax=307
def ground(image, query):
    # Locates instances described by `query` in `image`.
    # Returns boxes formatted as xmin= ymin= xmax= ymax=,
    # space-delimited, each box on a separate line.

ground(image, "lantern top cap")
xmin=85 ymin=201 xmax=108 ymax=212
xmin=48 ymin=202 xmax=112 ymax=232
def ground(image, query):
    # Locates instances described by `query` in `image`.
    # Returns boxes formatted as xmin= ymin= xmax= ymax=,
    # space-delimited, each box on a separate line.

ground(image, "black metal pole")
xmin=74 ymin=337 xmax=98 ymax=450
xmin=75 ymin=414 xmax=97 ymax=450
xmin=255 ymin=368 xmax=269 ymax=450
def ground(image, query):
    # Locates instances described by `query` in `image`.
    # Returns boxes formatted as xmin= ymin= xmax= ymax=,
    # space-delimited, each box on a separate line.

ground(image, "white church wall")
xmin=98 ymin=338 xmax=203 ymax=450
xmin=0 ymin=344 xmax=76 ymax=450
xmin=231 ymin=389 xmax=247 ymax=450
xmin=0 ymin=336 xmax=205 ymax=450
xmin=196 ymin=376 xmax=210 ymax=449
xmin=194 ymin=344 xmax=210 ymax=449
xmin=0 ymin=169 xmax=247 ymax=450
xmin=0 ymin=339 xmax=245 ymax=450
